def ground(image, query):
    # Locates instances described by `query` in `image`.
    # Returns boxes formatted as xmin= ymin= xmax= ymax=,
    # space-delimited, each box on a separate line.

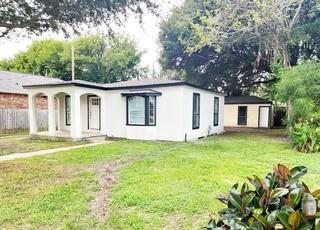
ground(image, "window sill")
xmin=126 ymin=124 xmax=156 ymax=127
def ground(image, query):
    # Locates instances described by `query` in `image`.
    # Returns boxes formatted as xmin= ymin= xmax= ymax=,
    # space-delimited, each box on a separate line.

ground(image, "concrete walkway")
xmin=0 ymin=141 xmax=111 ymax=162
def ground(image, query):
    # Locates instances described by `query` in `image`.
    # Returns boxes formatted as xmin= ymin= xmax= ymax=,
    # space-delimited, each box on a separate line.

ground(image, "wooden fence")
xmin=0 ymin=109 xmax=48 ymax=132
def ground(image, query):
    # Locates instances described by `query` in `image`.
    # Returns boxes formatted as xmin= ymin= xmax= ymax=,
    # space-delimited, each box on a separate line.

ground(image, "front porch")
xmin=34 ymin=130 xmax=105 ymax=139
xmin=27 ymin=86 xmax=107 ymax=139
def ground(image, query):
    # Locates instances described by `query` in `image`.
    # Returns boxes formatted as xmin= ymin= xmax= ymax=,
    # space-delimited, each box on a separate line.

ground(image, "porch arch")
xmin=28 ymin=92 xmax=49 ymax=134
xmin=53 ymin=92 xmax=71 ymax=132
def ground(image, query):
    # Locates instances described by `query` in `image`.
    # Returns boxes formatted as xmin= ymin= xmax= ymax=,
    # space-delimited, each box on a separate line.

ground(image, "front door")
xmin=259 ymin=106 xmax=270 ymax=128
xmin=88 ymin=96 xmax=100 ymax=130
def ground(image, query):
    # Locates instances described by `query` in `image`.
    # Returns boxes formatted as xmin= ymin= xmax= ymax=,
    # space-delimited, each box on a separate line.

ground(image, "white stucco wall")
xmin=224 ymin=104 xmax=272 ymax=128
xmin=182 ymin=86 xmax=225 ymax=140
xmin=26 ymin=84 xmax=225 ymax=141
xmin=104 ymin=86 xmax=184 ymax=141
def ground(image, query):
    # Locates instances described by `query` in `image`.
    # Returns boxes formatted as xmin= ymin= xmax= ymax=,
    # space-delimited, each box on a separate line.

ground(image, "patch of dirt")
xmin=89 ymin=157 xmax=135 ymax=221
xmin=224 ymin=127 xmax=287 ymax=139
xmin=164 ymin=213 xmax=185 ymax=230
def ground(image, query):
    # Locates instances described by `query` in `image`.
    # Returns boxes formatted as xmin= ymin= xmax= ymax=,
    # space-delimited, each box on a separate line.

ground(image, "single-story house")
xmin=23 ymin=79 xmax=225 ymax=141
xmin=224 ymin=96 xmax=273 ymax=128
xmin=0 ymin=71 xmax=63 ymax=109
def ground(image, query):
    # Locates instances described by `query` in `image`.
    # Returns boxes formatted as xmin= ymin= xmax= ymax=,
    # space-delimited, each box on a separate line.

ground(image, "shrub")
xmin=206 ymin=164 xmax=320 ymax=229
xmin=291 ymin=122 xmax=320 ymax=153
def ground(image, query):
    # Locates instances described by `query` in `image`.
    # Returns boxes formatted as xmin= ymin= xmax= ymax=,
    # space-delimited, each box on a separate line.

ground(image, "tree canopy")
xmin=0 ymin=35 xmax=146 ymax=83
xmin=277 ymin=62 xmax=320 ymax=124
xmin=159 ymin=0 xmax=320 ymax=95
xmin=0 ymin=0 xmax=157 ymax=38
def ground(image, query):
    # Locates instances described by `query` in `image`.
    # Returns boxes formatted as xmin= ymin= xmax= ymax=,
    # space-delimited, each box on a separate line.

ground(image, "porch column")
xmin=71 ymin=92 xmax=82 ymax=138
xmin=100 ymin=96 xmax=107 ymax=134
xmin=47 ymin=94 xmax=56 ymax=136
xmin=28 ymin=94 xmax=37 ymax=134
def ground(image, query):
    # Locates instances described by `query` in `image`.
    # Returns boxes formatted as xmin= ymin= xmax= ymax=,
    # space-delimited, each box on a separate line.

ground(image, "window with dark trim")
xmin=238 ymin=106 xmax=247 ymax=125
xmin=192 ymin=93 xmax=200 ymax=129
xmin=65 ymin=95 xmax=71 ymax=126
xmin=214 ymin=97 xmax=219 ymax=126
xmin=127 ymin=96 xmax=156 ymax=126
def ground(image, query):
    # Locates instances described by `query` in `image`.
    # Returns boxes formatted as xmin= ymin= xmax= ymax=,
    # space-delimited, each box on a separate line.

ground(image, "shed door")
xmin=259 ymin=107 xmax=270 ymax=128
xmin=88 ymin=96 xmax=100 ymax=130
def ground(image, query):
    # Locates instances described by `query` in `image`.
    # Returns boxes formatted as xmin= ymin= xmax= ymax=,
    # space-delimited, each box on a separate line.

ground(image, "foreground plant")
xmin=291 ymin=122 xmax=320 ymax=153
xmin=207 ymin=164 xmax=320 ymax=229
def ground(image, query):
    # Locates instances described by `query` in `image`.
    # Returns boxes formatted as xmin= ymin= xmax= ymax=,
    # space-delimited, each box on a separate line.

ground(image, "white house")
xmin=224 ymin=96 xmax=273 ymax=128
xmin=23 ymin=79 xmax=225 ymax=141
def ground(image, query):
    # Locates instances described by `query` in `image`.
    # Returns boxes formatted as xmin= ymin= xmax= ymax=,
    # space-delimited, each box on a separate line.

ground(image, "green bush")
xmin=276 ymin=62 xmax=320 ymax=126
xmin=291 ymin=122 xmax=320 ymax=153
xmin=207 ymin=164 xmax=320 ymax=229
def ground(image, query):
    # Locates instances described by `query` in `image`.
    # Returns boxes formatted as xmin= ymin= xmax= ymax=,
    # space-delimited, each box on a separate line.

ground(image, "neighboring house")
xmin=0 ymin=71 xmax=63 ymax=109
xmin=23 ymin=79 xmax=225 ymax=141
xmin=224 ymin=96 xmax=273 ymax=128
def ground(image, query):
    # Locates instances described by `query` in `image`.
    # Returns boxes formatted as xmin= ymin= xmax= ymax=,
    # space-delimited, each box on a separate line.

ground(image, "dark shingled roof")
xmin=225 ymin=96 xmax=272 ymax=104
xmin=0 ymin=71 xmax=64 ymax=94
xmin=103 ymin=79 xmax=183 ymax=88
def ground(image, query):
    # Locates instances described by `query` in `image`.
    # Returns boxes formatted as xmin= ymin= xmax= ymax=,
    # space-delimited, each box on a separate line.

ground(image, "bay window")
xmin=127 ymin=96 xmax=156 ymax=126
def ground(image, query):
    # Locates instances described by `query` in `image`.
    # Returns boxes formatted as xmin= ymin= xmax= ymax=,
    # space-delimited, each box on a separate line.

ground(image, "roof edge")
xmin=23 ymin=81 xmax=226 ymax=95
xmin=225 ymin=102 xmax=273 ymax=105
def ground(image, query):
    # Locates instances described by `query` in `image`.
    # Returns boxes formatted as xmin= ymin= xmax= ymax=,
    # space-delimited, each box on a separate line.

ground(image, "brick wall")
xmin=0 ymin=93 xmax=48 ymax=109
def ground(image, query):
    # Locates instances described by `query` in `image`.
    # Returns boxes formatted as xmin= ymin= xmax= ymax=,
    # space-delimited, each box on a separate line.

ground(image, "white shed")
xmin=224 ymin=96 xmax=273 ymax=128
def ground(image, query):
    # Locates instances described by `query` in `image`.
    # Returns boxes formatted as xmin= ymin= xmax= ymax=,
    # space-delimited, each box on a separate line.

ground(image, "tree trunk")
xmin=282 ymin=46 xmax=291 ymax=68
xmin=282 ymin=45 xmax=293 ymax=127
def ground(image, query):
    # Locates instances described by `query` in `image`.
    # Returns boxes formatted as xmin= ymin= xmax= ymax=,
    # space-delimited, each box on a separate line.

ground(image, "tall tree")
xmin=160 ymin=0 xmax=273 ymax=95
xmin=277 ymin=62 xmax=320 ymax=124
xmin=160 ymin=0 xmax=320 ymax=96
xmin=103 ymin=37 xmax=143 ymax=82
xmin=182 ymin=0 xmax=319 ymax=68
xmin=0 ymin=0 xmax=157 ymax=38
xmin=0 ymin=35 xmax=146 ymax=83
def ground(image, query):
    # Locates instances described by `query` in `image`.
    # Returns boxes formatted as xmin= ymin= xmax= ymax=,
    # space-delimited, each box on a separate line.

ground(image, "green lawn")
xmin=0 ymin=136 xmax=87 ymax=156
xmin=0 ymin=130 xmax=28 ymax=137
xmin=0 ymin=132 xmax=319 ymax=229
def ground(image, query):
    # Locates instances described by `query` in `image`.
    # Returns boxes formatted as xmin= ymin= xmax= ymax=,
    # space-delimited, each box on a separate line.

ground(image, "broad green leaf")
xmin=302 ymin=193 xmax=317 ymax=217
xmin=244 ymin=192 xmax=255 ymax=207
xmin=290 ymin=188 xmax=302 ymax=208
xmin=250 ymin=221 xmax=264 ymax=230
xmin=253 ymin=211 xmax=268 ymax=228
xmin=229 ymin=192 xmax=242 ymax=211
xmin=290 ymin=166 xmax=308 ymax=180
xmin=279 ymin=211 xmax=291 ymax=230
xmin=316 ymin=218 xmax=320 ymax=230
xmin=297 ymin=222 xmax=314 ymax=230
xmin=241 ymin=183 xmax=249 ymax=194
xmin=271 ymin=188 xmax=289 ymax=199
xmin=267 ymin=210 xmax=279 ymax=225
xmin=264 ymin=173 xmax=275 ymax=188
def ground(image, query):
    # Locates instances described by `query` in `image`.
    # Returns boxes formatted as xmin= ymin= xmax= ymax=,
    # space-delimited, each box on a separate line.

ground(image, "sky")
xmin=0 ymin=0 xmax=184 ymax=73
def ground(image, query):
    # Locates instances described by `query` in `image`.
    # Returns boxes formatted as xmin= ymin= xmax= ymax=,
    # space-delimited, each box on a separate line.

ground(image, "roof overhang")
xmin=23 ymin=82 xmax=107 ymax=90
xmin=23 ymin=81 xmax=226 ymax=96
xmin=121 ymin=89 xmax=162 ymax=97
xmin=225 ymin=102 xmax=273 ymax=105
